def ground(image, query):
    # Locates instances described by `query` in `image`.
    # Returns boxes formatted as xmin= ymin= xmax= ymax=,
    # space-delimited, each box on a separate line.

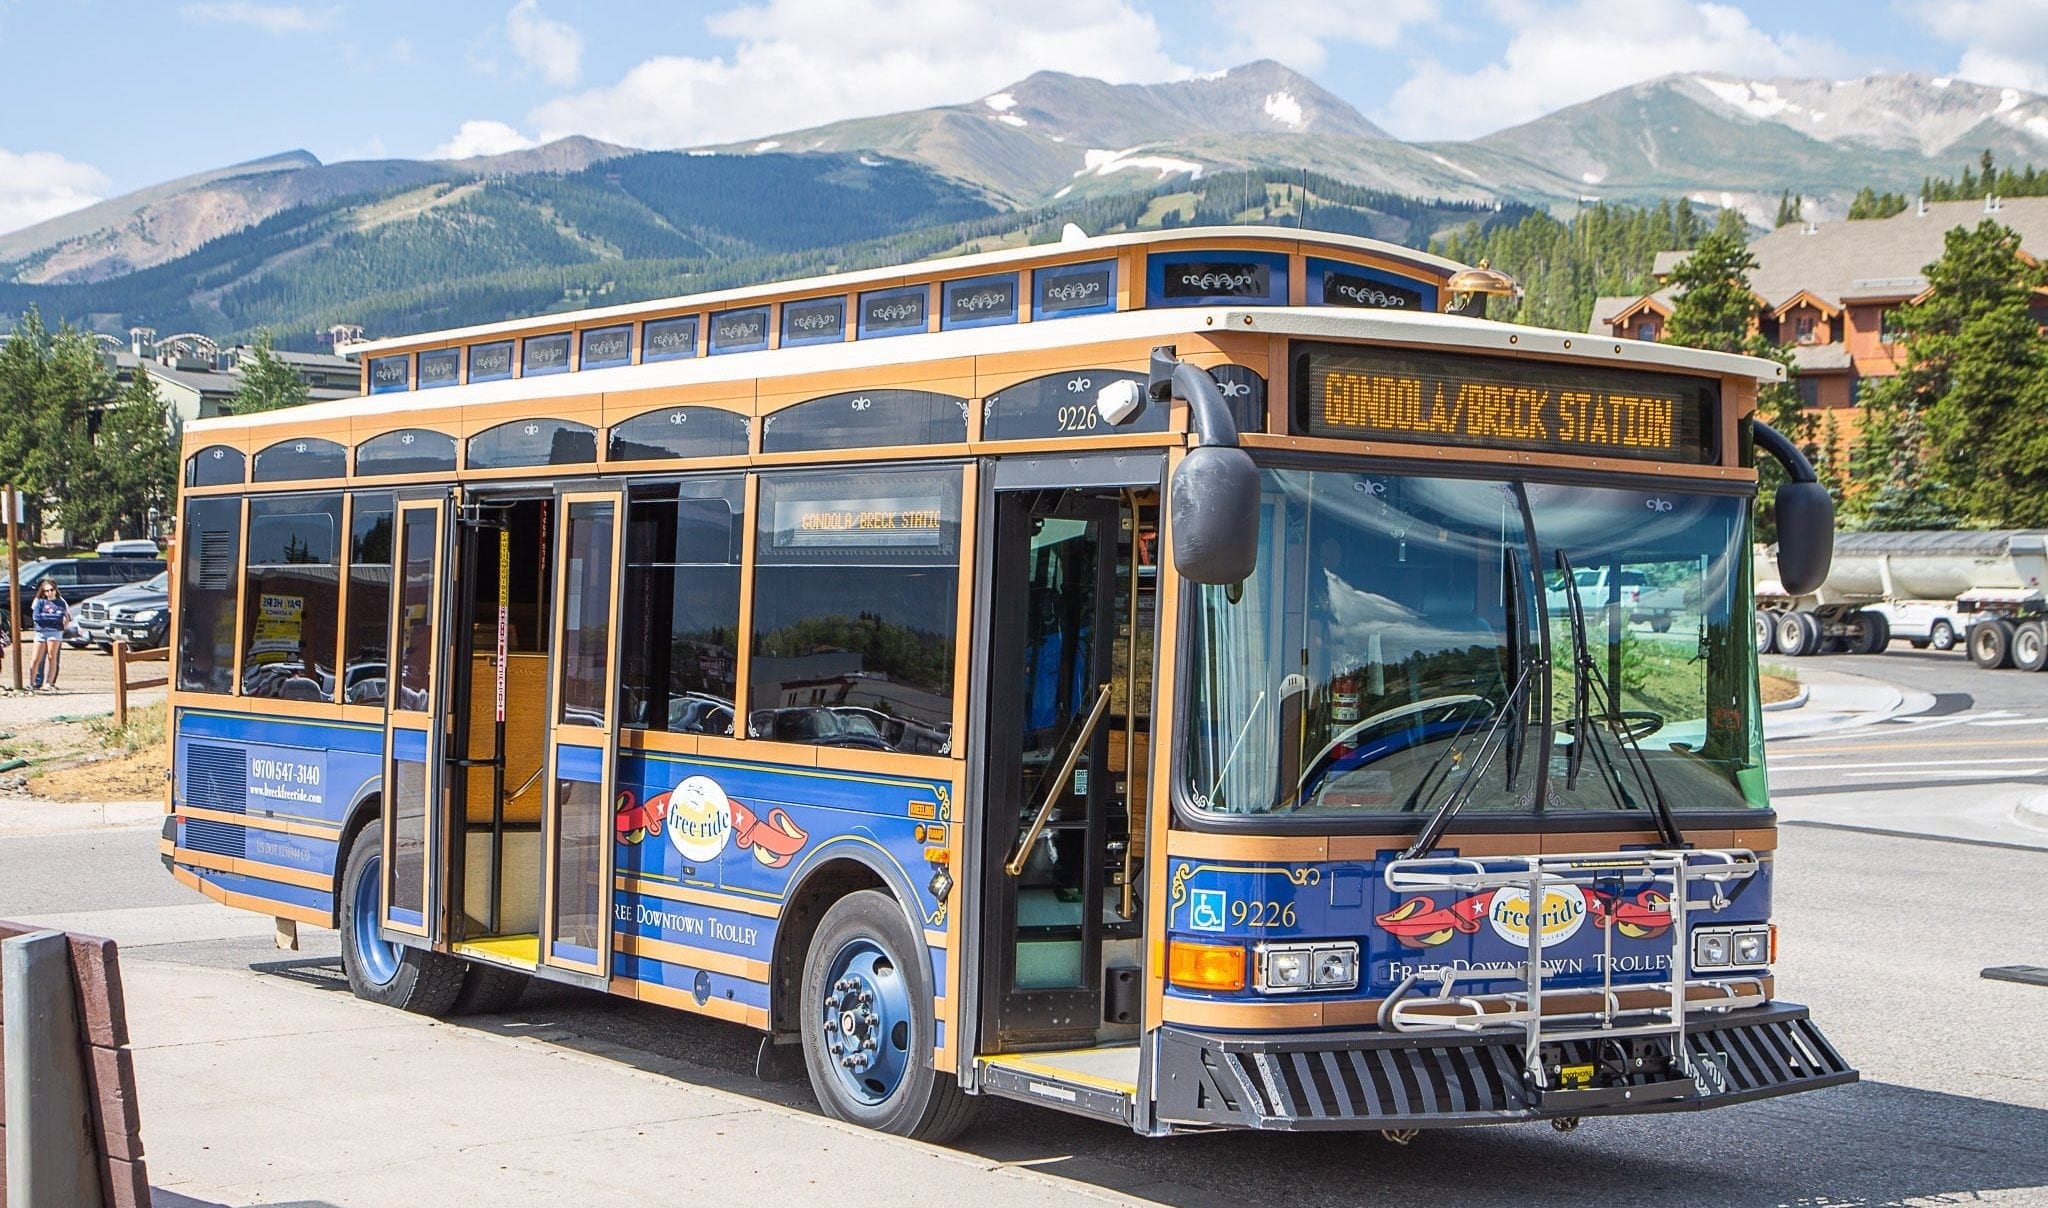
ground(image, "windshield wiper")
xmin=1399 ymin=550 xmax=1540 ymax=860
xmin=1553 ymin=551 xmax=1685 ymax=847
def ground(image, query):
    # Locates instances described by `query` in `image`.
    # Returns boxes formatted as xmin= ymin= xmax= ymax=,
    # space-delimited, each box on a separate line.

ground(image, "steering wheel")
xmin=1293 ymin=694 xmax=1496 ymax=804
xmin=1559 ymin=709 xmax=1666 ymax=742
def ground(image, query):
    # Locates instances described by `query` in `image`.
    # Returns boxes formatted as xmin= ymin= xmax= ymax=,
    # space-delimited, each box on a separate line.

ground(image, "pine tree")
xmin=229 ymin=329 xmax=311 ymax=414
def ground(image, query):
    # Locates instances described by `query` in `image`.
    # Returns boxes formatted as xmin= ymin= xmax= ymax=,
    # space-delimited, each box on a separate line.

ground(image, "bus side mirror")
xmin=1170 ymin=445 xmax=1259 ymax=585
xmin=1774 ymin=481 xmax=1834 ymax=596
xmin=1754 ymin=420 xmax=1834 ymax=596
xmin=1154 ymin=347 xmax=1260 ymax=586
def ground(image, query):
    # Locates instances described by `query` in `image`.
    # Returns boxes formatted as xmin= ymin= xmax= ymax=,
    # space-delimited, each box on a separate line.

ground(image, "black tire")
xmin=2013 ymin=621 xmax=2048 ymax=673
xmin=338 ymin=822 xmax=467 ymax=1015
xmin=1909 ymin=639 xmax=1930 ymax=650
xmin=799 ymin=890 xmax=976 ymax=1142
xmin=1775 ymin=611 xmax=1814 ymax=657
xmin=1755 ymin=610 xmax=1777 ymax=655
xmin=1849 ymin=610 xmax=1890 ymax=655
xmin=1930 ymin=620 xmax=1958 ymax=652
xmin=451 ymin=961 xmax=530 ymax=1015
xmin=1969 ymin=619 xmax=2015 ymax=670
xmin=1649 ymin=617 xmax=1672 ymax=633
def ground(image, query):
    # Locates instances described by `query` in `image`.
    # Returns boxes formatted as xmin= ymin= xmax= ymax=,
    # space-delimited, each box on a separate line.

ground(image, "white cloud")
xmin=430 ymin=120 xmax=539 ymax=161
xmin=506 ymin=0 xmax=583 ymax=88
xmin=1376 ymin=0 xmax=1856 ymax=140
xmin=1903 ymin=0 xmax=2048 ymax=93
xmin=0 ymin=149 xmax=110 ymax=236
xmin=529 ymin=0 xmax=1184 ymax=149
xmin=178 ymin=2 xmax=338 ymax=34
xmin=1215 ymin=0 xmax=1440 ymax=73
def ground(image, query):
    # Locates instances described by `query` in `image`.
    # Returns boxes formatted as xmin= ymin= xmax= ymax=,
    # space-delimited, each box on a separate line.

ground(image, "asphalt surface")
xmin=3 ymin=646 xmax=2045 ymax=1206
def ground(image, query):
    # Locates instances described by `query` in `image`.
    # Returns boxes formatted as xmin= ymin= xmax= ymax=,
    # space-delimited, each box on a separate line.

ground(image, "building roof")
xmin=1664 ymin=197 xmax=2048 ymax=311
xmin=1790 ymin=344 xmax=1852 ymax=372
xmin=1587 ymin=288 xmax=1676 ymax=334
xmin=1651 ymin=250 xmax=1691 ymax=279
xmin=138 ymin=361 xmax=237 ymax=399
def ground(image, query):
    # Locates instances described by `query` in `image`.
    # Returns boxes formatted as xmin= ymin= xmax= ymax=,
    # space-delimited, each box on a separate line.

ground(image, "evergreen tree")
xmin=0 ymin=309 xmax=111 ymax=541
xmin=91 ymin=371 xmax=178 ymax=540
xmin=1773 ymin=191 xmax=1804 ymax=227
xmin=229 ymin=330 xmax=310 ymax=414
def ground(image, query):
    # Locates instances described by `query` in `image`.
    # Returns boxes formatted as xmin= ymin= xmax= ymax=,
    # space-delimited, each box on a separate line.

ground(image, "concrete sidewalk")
xmin=1761 ymin=667 xmax=1928 ymax=740
xmin=3 ymin=900 xmax=1134 ymax=1208
xmin=0 ymin=796 xmax=161 ymax=835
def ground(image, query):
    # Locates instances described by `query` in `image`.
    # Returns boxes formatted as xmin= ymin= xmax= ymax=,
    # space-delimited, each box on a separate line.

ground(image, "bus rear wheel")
xmin=339 ymin=822 xmax=466 ymax=1015
xmin=799 ymin=890 xmax=975 ymax=1143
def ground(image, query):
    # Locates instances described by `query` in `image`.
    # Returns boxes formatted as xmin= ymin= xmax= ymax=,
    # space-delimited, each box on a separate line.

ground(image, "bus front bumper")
xmin=1152 ymin=1002 xmax=1855 ymax=1132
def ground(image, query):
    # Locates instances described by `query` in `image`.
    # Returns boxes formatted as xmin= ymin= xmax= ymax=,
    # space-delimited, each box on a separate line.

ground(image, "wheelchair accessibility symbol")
xmin=1189 ymin=888 xmax=1228 ymax=933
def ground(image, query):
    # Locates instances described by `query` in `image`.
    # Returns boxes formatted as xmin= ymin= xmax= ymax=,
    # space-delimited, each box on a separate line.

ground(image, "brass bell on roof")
xmin=1446 ymin=259 xmax=1521 ymax=318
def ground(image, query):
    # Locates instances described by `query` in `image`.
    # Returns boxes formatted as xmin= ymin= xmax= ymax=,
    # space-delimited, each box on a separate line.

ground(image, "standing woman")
xmin=28 ymin=577 xmax=71 ymax=691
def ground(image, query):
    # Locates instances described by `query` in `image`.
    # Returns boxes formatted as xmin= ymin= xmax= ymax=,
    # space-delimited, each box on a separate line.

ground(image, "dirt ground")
xmin=0 ymin=638 xmax=168 ymax=803
xmin=1760 ymin=670 xmax=1800 ymax=705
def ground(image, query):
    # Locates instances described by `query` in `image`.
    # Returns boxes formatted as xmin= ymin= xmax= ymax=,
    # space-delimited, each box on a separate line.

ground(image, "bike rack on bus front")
xmin=1378 ymin=849 xmax=1765 ymax=1109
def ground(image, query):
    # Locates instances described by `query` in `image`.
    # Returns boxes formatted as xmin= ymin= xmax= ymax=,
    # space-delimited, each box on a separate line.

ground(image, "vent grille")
xmin=197 ymin=530 xmax=234 ymax=589
xmin=184 ymin=742 xmax=247 ymax=815
xmin=183 ymin=817 xmax=247 ymax=859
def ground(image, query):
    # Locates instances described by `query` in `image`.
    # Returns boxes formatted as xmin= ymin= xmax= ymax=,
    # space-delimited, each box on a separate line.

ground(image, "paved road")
xmin=1769 ymin=647 xmax=2048 ymax=847
xmin=4 ymin=656 xmax=2046 ymax=1206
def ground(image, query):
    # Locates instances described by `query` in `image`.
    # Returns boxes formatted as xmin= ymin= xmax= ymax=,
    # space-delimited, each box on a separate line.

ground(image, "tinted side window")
xmin=750 ymin=466 xmax=960 ymax=754
xmin=186 ymin=446 xmax=245 ymax=488
xmin=240 ymin=494 xmax=342 ymax=700
xmin=620 ymin=478 xmax=743 ymax=734
xmin=252 ymin=438 xmax=347 ymax=483
xmin=608 ymin=407 xmax=749 ymax=462
xmin=467 ymin=420 xmax=597 ymax=469
xmin=344 ymin=493 xmax=394 ymax=706
xmin=177 ymin=498 xmax=242 ymax=694
xmin=356 ymin=429 xmax=458 ymax=477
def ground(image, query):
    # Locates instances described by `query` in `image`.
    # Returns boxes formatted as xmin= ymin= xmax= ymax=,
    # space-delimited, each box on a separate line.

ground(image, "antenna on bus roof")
xmin=1060 ymin=222 xmax=1089 ymax=244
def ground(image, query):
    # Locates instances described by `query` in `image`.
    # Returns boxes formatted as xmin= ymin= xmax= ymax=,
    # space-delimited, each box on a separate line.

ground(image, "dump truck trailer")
xmin=1757 ymin=530 xmax=2048 ymax=670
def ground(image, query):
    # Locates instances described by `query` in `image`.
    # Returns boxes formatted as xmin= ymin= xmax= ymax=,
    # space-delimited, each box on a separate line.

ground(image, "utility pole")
xmin=5 ymin=485 xmax=20 ymax=691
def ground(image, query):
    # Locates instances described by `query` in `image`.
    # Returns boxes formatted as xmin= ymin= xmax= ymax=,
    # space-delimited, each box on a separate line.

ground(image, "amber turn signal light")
xmin=1168 ymin=940 xmax=1246 ymax=992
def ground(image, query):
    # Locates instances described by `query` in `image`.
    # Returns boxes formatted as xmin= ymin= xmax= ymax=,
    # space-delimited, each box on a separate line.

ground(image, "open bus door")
xmin=537 ymin=487 xmax=626 ymax=985
xmin=973 ymin=456 xmax=1158 ymax=1124
xmin=380 ymin=494 xmax=453 ymax=945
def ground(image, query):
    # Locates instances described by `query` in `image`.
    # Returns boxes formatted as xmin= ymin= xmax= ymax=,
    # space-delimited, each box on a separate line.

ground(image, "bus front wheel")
xmin=338 ymin=822 xmax=466 ymax=1015
xmin=799 ymin=890 xmax=976 ymax=1142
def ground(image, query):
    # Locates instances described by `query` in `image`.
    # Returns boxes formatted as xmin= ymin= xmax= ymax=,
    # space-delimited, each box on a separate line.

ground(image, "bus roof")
xmin=201 ymin=301 xmax=1782 ymax=436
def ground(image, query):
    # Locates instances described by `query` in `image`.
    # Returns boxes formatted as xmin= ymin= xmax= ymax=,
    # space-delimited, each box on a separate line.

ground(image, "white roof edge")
xmin=204 ymin=305 xmax=1775 ymax=436
xmin=344 ymin=227 xmax=1472 ymax=355
xmin=1234 ymin=309 xmax=1784 ymax=382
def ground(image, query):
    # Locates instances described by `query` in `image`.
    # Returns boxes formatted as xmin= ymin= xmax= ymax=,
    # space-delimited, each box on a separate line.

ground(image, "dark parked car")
xmin=75 ymin=571 xmax=171 ymax=649
xmin=2 ymin=557 xmax=165 ymax=636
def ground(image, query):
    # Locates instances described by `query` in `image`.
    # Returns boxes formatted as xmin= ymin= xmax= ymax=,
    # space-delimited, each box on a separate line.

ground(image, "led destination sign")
xmin=1294 ymin=344 xmax=1718 ymax=464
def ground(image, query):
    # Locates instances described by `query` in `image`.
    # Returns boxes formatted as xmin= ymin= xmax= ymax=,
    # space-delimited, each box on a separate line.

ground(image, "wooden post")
xmin=5 ymin=484 xmax=20 ymax=692
xmin=112 ymin=640 xmax=130 ymax=728
xmin=3 ymin=930 xmax=106 ymax=1206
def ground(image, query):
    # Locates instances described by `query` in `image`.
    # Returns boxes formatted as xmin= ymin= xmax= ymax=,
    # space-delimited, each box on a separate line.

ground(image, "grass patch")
xmin=86 ymin=702 xmax=166 ymax=754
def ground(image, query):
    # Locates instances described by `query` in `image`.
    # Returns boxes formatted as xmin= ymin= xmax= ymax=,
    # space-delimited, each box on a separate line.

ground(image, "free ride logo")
xmin=614 ymin=774 xmax=810 ymax=869
xmin=1485 ymin=885 xmax=1588 ymax=945
xmin=1374 ymin=886 xmax=1673 ymax=949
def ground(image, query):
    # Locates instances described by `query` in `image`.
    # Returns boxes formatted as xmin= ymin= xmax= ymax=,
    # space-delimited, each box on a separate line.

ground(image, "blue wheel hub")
xmin=819 ymin=938 xmax=913 ymax=1105
xmin=351 ymin=852 xmax=403 ymax=987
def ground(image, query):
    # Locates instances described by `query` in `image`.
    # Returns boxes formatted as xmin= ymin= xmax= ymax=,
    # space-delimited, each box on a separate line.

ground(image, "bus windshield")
xmin=1182 ymin=466 xmax=1761 ymax=822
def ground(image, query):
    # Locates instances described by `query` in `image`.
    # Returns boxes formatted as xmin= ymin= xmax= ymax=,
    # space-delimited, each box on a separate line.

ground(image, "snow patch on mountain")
xmin=998 ymin=114 xmax=1027 ymax=128
xmin=1696 ymin=77 xmax=1801 ymax=119
xmin=1263 ymin=91 xmax=1305 ymax=129
xmin=1077 ymin=147 xmax=1203 ymax=180
xmin=984 ymin=92 xmax=1017 ymax=112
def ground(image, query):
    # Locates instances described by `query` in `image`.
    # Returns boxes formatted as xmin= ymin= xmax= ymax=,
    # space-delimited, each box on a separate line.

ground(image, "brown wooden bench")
xmin=0 ymin=920 xmax=150 ymax=1207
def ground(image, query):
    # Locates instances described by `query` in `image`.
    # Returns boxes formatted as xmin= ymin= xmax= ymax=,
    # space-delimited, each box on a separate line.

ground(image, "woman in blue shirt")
xmin=28 ymin=578 xmax=71 ymax=691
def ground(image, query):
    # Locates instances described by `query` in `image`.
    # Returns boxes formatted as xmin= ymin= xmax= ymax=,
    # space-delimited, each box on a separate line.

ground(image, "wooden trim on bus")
xmin=170 ymin=865 xmax=329 ymax=926
xmin=732 ymin=472 xmax=761 ymax=724
xmin=615 ymin=931 xmax=770 ymax=981
xmin=949 ymin=461 xmax=978 ymax=761
xmin=748 ymin=444 xmax=976 ymax=470
xmin=620 ymin=975 xmax=770 ymax=1029
xmin=1143 ymin=445 xmax=1185 ymax=1033
xmin=599 ymin=382 xmax=754 ymax=422
xmin=228 ymin=496 xmax=251 ymax=699
xmin=965 ymin=434 xmax=1181 ymax=459
xmin=169 ymin=844 xmax=332 ymax=890
xmin=616 ymin=874 xmax=783 ymax=919
xmin=1235 ymin=432 xmax=1758 ymax=482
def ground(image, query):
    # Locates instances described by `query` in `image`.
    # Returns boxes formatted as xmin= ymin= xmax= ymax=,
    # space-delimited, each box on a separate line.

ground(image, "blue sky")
xmin=1 ymin=0 xmax=2045 ymax=234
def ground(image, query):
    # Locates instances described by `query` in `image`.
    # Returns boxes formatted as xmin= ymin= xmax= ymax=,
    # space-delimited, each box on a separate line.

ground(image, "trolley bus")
xmin=162 ymin=227 xmax=1854 ymax=1140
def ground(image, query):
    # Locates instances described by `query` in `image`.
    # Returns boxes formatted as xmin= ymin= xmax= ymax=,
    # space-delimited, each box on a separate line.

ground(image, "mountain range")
xmin=4 ymin=60 xmax=2045 ymax=346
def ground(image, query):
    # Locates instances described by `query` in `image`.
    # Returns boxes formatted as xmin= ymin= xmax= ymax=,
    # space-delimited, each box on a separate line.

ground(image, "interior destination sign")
xmin=1293 ymin=343 xmax=1717 ymax=464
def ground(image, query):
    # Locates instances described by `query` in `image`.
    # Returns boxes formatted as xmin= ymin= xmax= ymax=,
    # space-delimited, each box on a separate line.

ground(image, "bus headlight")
xmin=1693 ymin=925 xmax=1772 ymax=971
xmin=1255 ymin=941 xmax=1359 ymax=994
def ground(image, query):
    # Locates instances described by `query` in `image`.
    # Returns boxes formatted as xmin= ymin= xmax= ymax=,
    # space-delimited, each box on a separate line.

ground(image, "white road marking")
xmin=1776 ymin=755 xmax=2048 ymax=772
xmin=1839 ymin=767 xmax=2045 ymax=779
xmin=1968 ymin=716 xmax=2048 ymax=727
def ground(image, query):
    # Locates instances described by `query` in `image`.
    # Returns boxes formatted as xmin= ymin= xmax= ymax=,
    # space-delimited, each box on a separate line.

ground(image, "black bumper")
xmin=1154 ymin=1003 xmax=1856 ymax=1131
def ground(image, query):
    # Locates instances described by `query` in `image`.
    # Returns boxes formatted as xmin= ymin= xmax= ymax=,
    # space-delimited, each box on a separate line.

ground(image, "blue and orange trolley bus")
xmin=163 ymin=227 xmax=1853 ymax=1139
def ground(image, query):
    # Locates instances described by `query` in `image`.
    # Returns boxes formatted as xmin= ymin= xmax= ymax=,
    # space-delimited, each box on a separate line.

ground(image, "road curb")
xmin=1762 ymin=684 xmax=1811 ymax=712
xmin=2017 ymin=794 xmax=2048 ymax=834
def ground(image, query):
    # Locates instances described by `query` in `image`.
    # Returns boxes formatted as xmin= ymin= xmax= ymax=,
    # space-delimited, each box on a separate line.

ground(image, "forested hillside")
xmin=1432 ymin=199 xmax=1712 ymax=332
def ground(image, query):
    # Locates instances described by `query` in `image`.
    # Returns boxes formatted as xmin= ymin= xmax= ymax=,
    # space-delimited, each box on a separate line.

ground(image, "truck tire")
xmin=1755 ymin=610 xmax=1777 ymax=655
xmin=2013 ymin=621 xmax=2048 ymax=673
xmin=1969 ymin=619 xmax=2016 ymax=670
xmin=1848 ymin=610 xmax=1890 ymax=655
xmin=1776 ymin=611 xmax=1817 ymax=657
xmin=1929 ymin=620 xmax=1958 ymax=652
